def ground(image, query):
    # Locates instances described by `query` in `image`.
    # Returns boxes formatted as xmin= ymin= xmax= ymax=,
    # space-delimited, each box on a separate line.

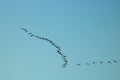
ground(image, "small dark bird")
xmin=58 ymin=48 xmax=62 ymax=51
xmin=63 ymin=57 xmax=67 ymax=60
xmin=57 ymin=50 xmax=63 ymax=55
xmin=107 ymin=61 xmax=112 ymax=64
xmin=45 ymin=39 xmax=53 ymax=43
xmin=86 ymin=63 xmax=90 ymax=65
xmin=28 ymin=32 xmax=32 ymax=35
xmin=35 ymin=35 xmax=39 ymax=38
xmin=30 ymin=34 xmax=34 ymax=37
xmin=99 ymin=61 xmax=103 ymax=64
xmin=62 ymin=64 xmax=66 ymax=68
xmin=21 ymin=28 xmax=28 ymax=32
xmin=62 ymin=55 xmax=66 ymax=58
xmin=64 ymin=59 xmax=68 ymax=62
xmin=93 ymin=62 xmax=97 ymax=64
xmin=77 ymin=64 xmax=81 ymax=66
xmin=113 ymin=60 xmax=117 ymax=63
xmin=55 ymin=45 xmax=59 ymax=49
xmin=49 ymin=41 xmax=53 ymax=43
xmin=38 ymin=37 xmax=43 ymax=39
xmin=52 ymin=42 xmax=56 ymax=46
xmin=41 ymin=37 xmax=45 ymax=40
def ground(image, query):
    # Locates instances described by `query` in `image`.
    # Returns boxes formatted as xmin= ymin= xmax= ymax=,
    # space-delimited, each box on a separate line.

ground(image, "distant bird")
xmin=113 ymin=60 xmax=117 ymax=63
xmin=62 ymin=57 xmax=67 ymax=60
xmin=107 ymin=61 xmax=112 ymax=64
xmin=62 ymin=64 xmax=66 ymax=68
xmin=99 ymin=61 xmax=103 ymax=64
xmin=21 ymin=27 xmax=28 ymax=32
xmin=28 ymin=32 xmax=32 ymax=35
xmin=77 ymin=64 xmax=81 ymax=66
xmin=57 ymin=50 xmax=62 ymax=55
xmin=35 ymin=35 xmax=39 ymax=38
xmin=21 ymin=27 xmax=26 ymax=30
xmin=57 ymin=48 xmax=61 ymax=51
xmin=49 ymin=41 xmax=53 ymax=43
xmin=41 ymin=37 xmax=45 ymax=40
xmin=86 ymin=63 xmax=90 ymax=65
xmin=62 ymin=55 xmax=66 ymax=58
xmin=38 ymin=37 xmax=43 ymax=39
xmin=54 ymin=45 xmax=59 ymax=49
xmin=52 ymin=42 xmax=56 ymax=45
xmin=30 ymin=34 xmax=34 ymax=37
xmin=64 ymin=59 xmax=68 ymax=62
xmin=93 ymin=62 xmax=97 ymax=64
xmin=47 ymin=40 xmax=53 ymax=43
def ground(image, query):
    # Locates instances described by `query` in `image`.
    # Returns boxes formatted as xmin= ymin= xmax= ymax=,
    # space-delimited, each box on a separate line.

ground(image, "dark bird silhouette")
xmin=64 ymin=60 xmax=68 ymax=62
xmin=49 ymin=41 xmax=53 ymax=43
xmin=51 ymin=41 xmax=55 ymax=44
xmin=99 ymin=61 xmax=103 ymax=64
xmin=21 ymin=27 xmax=28 ymax=32
xmin=41 ymin=37 xmax=46 ymax=40
xmin=38 ymin=36 xmax=42 ymax=39
xmin=45 ymin=39 xmax=53 ymax=43
xmin=107 ymin=61 xmax=112 ymax=64
xmin=77 ymin=64 xmax=81 ymax=66
xmin=113 ymin=60 xmax=117 ymax=63
xmin=62 ymin=55 xmax=66 ymax=58
xmin=30 ymin=34 xmax=34 ymax=37
xmin=86 ymin=63 xmax=90 ymax=65
xmin=57 ymin=50 xmax=63 ymax=55
xmin=93 ymin=62 xmax=97 ymax=64
xmin=62 ymin=65 xmax=66 ymax=68
xmin=28 ymin=32 xmax=32 ymax=35
xmin=35 ymin=35 xmax=39 ymax=38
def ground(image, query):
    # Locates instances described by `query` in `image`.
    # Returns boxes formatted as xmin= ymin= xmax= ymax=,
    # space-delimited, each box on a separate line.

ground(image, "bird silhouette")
xmin=62 ymin=55 xmax=66 ymax=58
xmin=57 ymin=50 xmax=63 ymax=55
xmin=30 ymin=34 xmax=34 ymax=37
xmin=113 ymin=60 xmax=117 ymax=63
xmin=86 ymin=63 xmax=90 ymax=65
xmin=21 ymin=27 xmax=28 ymax=32
xmin=107 ymin=61 xmax=112 ymax=64
xmin=77 ymin=64 xmax=81 ymax=66
xmin=28 ymin=32 xmax=32 ymax=35
xmin=45 ymin=39 xmax=52 ymax=43
xmin=35 ymin=35 xmax=39 ymax=38
xmin=99 ymin=61 xmax=103 ymax=64
xmin=93 ymin=62 xmax=97 ymax=64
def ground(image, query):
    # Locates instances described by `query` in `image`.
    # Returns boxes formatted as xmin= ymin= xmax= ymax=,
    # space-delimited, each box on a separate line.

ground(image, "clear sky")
xmin=0 ymin=0 xmax=120 ymax=80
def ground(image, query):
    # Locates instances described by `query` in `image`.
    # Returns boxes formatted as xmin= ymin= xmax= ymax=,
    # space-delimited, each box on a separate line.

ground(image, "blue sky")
xmin=0 ymin=0 xmax=120 ymax=80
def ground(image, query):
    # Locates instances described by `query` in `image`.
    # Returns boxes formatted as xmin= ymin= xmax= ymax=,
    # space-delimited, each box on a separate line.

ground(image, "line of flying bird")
xmin=21 ymin=27 xmax=119 ymax=68
xmin=21 ymin=27 xmax=68 ymax=68
xmin=77 ymin=59 xmax=118 ymax=66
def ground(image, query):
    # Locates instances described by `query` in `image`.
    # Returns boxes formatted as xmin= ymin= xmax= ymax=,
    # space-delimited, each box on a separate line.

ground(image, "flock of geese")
xmin=76 ymin=59 xmax=118 ymax=66
xmin=21 ymin=27 xmax=118 ymax=68
xmin=21 ymin=27 xmax=68 ymax=67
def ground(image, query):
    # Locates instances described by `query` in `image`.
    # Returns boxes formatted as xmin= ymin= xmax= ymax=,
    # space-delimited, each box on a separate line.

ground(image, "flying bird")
xmin=113 ymin=60 xmax=117 ymax=63
xmin=107 ymin=61 xmax=112 ymax=64
xmin=86 ymin=63 xmax=90 ymax=65
xmin=93 ymin=62 xmax=97 ymax=64
xmin=30 ymin=34 xmax=34 ymax=37
xmin=57 ymin=50 xmax=62 ymax=55
xmin=77 ymin=64 xmax=81 ymax=66
xmin=21 ymin=27 xmax=28 ymax=32
xmin=99 ymin=61 xmax=103 ymax=64
xmin=28 ymin=32 xmax=32 ymax=35
xmin=62 ymin=55 xmax=66 ymax=58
